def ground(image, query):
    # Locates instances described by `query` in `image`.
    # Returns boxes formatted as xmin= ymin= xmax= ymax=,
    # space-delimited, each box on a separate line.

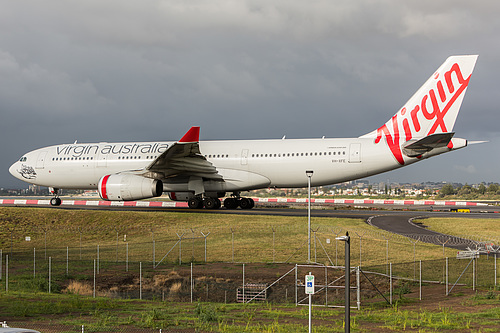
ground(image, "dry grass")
xmin=0 ymin=207 xmax=464 ymax=266
xmin=63 ymin=280 xmax=93 ymax=295
xmin=423 ymin=217 xmax=500 ymax=240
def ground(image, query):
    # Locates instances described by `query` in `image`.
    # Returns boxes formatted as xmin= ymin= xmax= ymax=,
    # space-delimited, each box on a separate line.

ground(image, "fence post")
xmin=66 ymin=246 xmax=69 ymax=276
xmin=5 ymin=255 xmax=8 ymax=293
xmin=175 ymin=232 xmax=183 ymax=265
xmin=331 ymin=227 xmax=342 ymax=266
xmin=93 ymin=259 xmax=96 ymax=298
xmin=354 ymin=232 xmax=365 ymax=268
xmin=495 ymin=253 xmax=497 ymax=287
xmin=97 ymin=245 xmax=100 ymax=274
xmin=190 ymin=262 xmax=193 ymax=303
xmin=116 ymin=229 xmax=119 ymax=263
xmin=295 ymin=264 xmax=298 ymax=306
xmin=190 ymin=228 xmax=195 ymax=263
xmin=48 ymin=257 xmax=51 ymax=293
xmin=389 ymin=262 xmax=392 ymax=305
xmin=272 ymin=227 xmax=275 ymax=263
xmin=78 ymin=227 xmax=82 ymax=260
xmin=43 ymin=228 xmax=47 ymax=260
xmin=356 ymin=267 xmax=360 ymax=310
xmin=411 ymin=238 xmax=419 ymax=280
xmin=201 ymin=231 xmax=210 ymax=263
xmin=385 ymin=238 xmax=389 ymax=275
xmin=242 ymin=263 xmax=245 ymax=303
xmin=152 ymin=229 xmax=155 ymax=268
xmin=0 ymin=249 xmax=2 ymax=281
xmin=419 ymin=260 xmax=422 ymax=300
xmin=126 ymin=242 xmax=129 ymax=272
xmin=325 ymin=265 xmax=328 ymax=307
xmin=445 ymin=257 xmax=448 ymax=296
xmin=473 ymin=257 xmax=475 ymax=291
xmin=33 ymin=248 xmax=35 ymax=278
xmin=140 ymin=262 xmax=142 ymax=300
xmin=231 ymin=228 xmax=234 ymax=263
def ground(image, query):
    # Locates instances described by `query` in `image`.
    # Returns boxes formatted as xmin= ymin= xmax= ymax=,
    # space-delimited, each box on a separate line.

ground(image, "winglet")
xmin=179 ymin=126 xmax=200 ymax=143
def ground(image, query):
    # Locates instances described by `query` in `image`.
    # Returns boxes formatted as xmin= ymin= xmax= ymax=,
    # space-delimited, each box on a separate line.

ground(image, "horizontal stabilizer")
xmin=402 ymin=132 xmax=455 ymax=157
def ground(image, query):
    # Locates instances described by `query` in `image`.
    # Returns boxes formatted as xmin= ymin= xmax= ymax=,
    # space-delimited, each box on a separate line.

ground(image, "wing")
xmin=143 ymin=126 xmax=223 ymax=181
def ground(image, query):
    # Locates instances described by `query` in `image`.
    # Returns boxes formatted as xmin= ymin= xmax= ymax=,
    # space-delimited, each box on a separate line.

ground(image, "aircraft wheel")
xmin=203 ymin=197 xmax=220 ymax=209
xmin=215 ymin=198 xmax=222 ymax=209
xmin=239 ymin=197 xmax=253 ymax=209
xmin=248 ymin=198 xmax=255 ymax=209
xmin=223 ymin=198 xmax=238 ymax=209
xmin=50 ymin=197 xmax=62 ymax=206
xmin=188 ymin=197 xmax=203 ymax=209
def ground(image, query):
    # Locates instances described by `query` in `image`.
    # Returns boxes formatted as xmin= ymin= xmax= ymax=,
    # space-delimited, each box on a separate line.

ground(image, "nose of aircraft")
xmin=9 ymin=161 xmax=18 ymax=178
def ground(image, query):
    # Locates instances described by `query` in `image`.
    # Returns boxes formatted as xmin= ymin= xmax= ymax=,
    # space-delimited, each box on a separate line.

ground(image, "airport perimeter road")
xmin=366 ymin=213 xmax=496 ymax=250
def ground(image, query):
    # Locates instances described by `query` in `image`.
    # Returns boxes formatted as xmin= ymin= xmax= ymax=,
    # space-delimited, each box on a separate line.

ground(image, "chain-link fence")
xmin=1 ymin=248 xmax=498 ymax=332
xmin=4 ymin=223 xmax=498 ymax=267
xmin=1 ymin=249 xmax=497 ymax=303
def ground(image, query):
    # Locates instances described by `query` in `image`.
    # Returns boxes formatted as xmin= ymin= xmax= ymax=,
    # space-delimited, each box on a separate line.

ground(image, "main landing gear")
xmin=49 ymin=187 xmax=62 ymax=206
xmin=223 ymin=196 xmax=254 ymax=210
xmin=187 ymin=194 xmax=254 ymax=210
xmin=187 ymin=196 xmax=222 ymax=209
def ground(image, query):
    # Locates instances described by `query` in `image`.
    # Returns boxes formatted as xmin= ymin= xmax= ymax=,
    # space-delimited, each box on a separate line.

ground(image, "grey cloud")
xmin=1 ymin=0 xmax=499 ymax=188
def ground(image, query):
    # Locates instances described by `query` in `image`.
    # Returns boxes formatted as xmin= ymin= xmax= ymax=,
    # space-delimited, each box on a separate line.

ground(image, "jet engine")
xmin=98 ymin=174 xmax=163 ymax=201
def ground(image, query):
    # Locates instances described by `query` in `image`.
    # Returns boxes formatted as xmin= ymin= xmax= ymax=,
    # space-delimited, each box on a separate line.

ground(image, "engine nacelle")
xmin=98 ymin=174 xmax=163 ymax=201
xmin=168 ymin=192 xmax=194 ymax=201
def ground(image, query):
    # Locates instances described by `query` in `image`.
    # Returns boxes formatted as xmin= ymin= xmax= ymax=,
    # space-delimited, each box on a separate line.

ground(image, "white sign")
xmin=305 ymin=274 xmax=315 ymax=294
xmin=25 ymin=236 xmax=31 ymax=241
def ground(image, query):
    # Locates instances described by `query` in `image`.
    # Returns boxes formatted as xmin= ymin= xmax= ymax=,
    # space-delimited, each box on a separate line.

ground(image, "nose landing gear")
xmin=49 ymin=187 xmax=62 ymax=206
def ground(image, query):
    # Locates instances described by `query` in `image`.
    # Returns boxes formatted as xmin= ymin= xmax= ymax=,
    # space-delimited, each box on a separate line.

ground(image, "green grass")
xmin=2 ymin=207 xmax=500 ymax=332
xmin=1 ymin=291 xmax=499 ymax=332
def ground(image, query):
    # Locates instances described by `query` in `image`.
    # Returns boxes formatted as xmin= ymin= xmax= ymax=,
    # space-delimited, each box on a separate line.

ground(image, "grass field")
xmin=1 ymin=207 xmax=499 ymax=332
xmin=0 ymin=207 xmax=464 ymax=266
xmin=423 ymin=217 xmax=500 ymax=241
xmin=1 ymin=287 xmax=499 ymax=332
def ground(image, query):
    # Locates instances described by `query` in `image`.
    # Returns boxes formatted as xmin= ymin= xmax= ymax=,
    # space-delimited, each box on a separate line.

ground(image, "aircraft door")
xmin=241 ymin=149 xmax=249 ymax=165
xmin=35 ymin=151 xmax=47 ymax=169
xmin=349 ymin=143 xmax=361 ymax=163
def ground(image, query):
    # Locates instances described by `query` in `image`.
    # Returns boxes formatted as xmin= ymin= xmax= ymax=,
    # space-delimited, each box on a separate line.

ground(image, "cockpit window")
xmin=19 ymin=156 xmax=27 ymax=162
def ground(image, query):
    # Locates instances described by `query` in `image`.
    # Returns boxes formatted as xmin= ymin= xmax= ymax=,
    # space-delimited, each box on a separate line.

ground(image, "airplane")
xmin=9 ymin=55 xmax=478 ymax=209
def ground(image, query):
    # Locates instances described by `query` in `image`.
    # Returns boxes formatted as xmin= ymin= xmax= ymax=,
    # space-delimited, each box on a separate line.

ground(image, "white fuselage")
xmin=9 ymin=136 xmax=440 ymax=193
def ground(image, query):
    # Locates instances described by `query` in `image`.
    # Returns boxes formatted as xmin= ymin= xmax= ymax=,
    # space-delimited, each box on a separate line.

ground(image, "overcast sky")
xmin=1 ymin=0 xmax=499 ymax=189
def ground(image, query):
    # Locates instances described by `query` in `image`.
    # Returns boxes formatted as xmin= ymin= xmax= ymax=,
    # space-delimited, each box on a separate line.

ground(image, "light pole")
xmin=336 ymin=232 xmax=350 ymax=333
xmin=306 ymin=170 xmax=314 ymax=263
